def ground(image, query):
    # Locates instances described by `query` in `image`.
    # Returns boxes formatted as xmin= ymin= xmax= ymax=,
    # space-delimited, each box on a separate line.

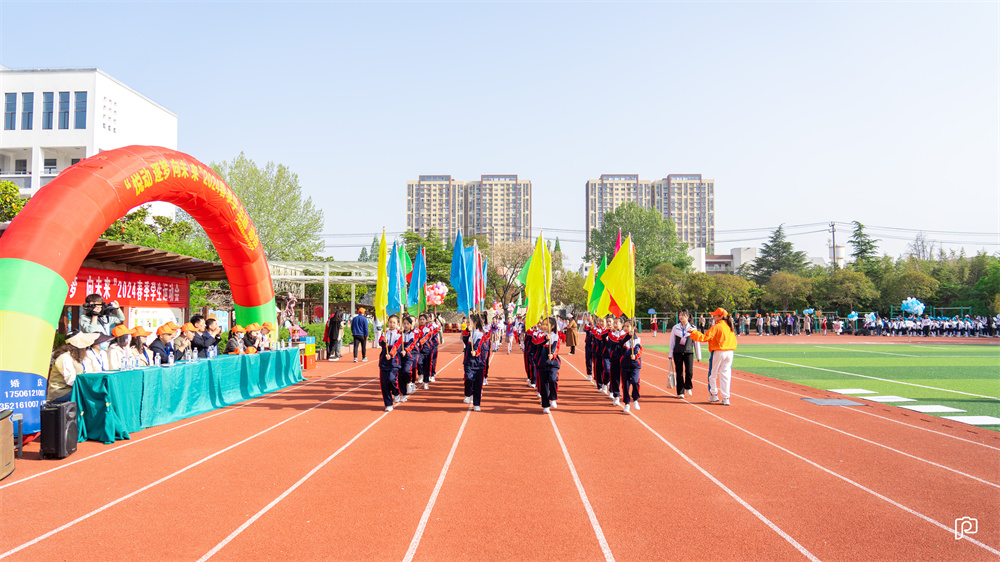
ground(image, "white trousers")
xmin=709 ymin=350 xmax=734 ymax=401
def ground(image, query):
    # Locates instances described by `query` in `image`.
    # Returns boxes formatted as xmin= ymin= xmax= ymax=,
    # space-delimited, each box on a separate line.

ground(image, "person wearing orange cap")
xmin=243 ymin=323 xmax=262 ymax=350
xmin=107 ymin=324 xmax=134 ymax=370
xmin=687 ymin=307 xmax=738 ymax=406
xmin=259 ymin=322 xmax=276 ymax=351
xmin=149 ymin=323 xmax=185 ymax=365
xmin=130 ymin=326 xmax=154 ymax=366
xmin=225 ymin=325 xmax=247 ymax=354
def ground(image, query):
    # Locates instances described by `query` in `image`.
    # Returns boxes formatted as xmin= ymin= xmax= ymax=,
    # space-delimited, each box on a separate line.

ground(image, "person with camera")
xmin=81 ymin=294 xmax=125 ymax=348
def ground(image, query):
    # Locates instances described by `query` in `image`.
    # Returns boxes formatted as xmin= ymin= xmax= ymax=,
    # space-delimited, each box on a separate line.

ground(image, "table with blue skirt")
xmin=69 ymin=348 xmax=305 ymax=444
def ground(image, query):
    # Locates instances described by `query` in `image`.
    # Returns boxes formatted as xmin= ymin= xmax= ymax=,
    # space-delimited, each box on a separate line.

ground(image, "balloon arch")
xmin=0 ymin=146 xmax=277 ymax=433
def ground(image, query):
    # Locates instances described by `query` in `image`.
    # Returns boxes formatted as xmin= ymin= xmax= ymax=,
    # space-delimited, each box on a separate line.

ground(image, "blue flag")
xmin=387 ymin=241 xmax=407 ymax=317
xmin=450 ymin=230 xmax=471 ymax=316
xmin=407 ymin=245 xmax=427 ymax=309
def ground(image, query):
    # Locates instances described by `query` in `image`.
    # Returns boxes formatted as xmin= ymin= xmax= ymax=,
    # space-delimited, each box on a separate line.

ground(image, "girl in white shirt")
xmin=667 ymin=310 xmax=701 ymax=398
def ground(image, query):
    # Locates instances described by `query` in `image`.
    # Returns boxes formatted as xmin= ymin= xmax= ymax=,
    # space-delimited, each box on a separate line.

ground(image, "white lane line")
xmin=0 ymin=361 xmax=370 ymax=490
xmin=198 ymin=411 xmax=392 ymax=562
xmin=639 ymin=360 xmax=999 ymax=488
xmin=562 ymin=361 xmax=813 ymax=562
xmin=401 ymin=405 xmax=474 ymax=562
xmin=641 ymin=349 xmax=1000 ymax=451
xmin=814 ymin=345 xmax=918 ymax=357
xmin=733 ymin=353 xmax=1000 ymax=401
xmin=0 ymin=377 xmax=378 ymax=561
xmin=548 ymin=410 xmax=616 ymax=562
xmin=636 ymin=371 xmax=1000 ymax=557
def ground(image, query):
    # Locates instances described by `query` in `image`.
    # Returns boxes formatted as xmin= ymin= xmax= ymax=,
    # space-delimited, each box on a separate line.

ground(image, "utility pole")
xmin=830 ymin=221 xmax=838 ymax=269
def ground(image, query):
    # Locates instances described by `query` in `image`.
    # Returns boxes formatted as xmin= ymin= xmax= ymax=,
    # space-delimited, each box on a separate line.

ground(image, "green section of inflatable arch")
xmin=234 ymin=298 xmax=278 ymax=328
xmin=0 ymin=258 xmax=69 ymax=330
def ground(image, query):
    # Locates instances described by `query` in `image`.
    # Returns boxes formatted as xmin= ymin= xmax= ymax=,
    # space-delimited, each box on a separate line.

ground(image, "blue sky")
xmin=2 ymin=1 xmax=998 ymax=266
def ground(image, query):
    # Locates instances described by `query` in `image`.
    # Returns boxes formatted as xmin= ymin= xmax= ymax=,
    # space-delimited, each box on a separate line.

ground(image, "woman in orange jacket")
xmin=687 ymin=307 xmax=738 ymax=406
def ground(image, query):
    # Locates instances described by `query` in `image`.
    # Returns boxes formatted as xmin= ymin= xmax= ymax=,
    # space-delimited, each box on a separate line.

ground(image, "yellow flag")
xmin=583 ymin=262 xmax=596 ymax=307
xmin=525 ymin=233 xmax=550 ymax=328
xmin=374 ymin=229 xmax=389 ymax=322
xmin=599 ymin=235 xmax=636 ymax=318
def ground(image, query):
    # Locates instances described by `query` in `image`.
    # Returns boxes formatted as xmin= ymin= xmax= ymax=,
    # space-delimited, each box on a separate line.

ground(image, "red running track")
xmin=1 ymin=336 xmax=997 ymax=562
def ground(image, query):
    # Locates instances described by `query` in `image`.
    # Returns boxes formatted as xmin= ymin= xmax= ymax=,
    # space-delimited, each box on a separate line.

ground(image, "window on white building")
xmin=3 ymin=93 xmax=14 ymax=130
xmin=74 ymin=91 xmax=87 ymax=129
xmin=58 ymin=92 xmax=70 ymax=129
xmin=20 ymin=92 xmax=33 ymax=130
xmin=42 ymin=92 xmax=53 ymax=129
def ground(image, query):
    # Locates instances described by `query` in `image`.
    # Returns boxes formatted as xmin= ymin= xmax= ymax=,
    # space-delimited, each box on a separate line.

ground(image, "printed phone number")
xmin=0 ymin=400 xmax=43 ymax=411
xmin=4 ymin=390 xmax=46 ymax=399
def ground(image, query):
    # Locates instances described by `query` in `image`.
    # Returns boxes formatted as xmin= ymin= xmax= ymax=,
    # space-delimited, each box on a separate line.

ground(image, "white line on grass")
xmin=637 ymin=357 xmax=998 ymax=489
xmin=0 ymin=377 xmax=379 ymax=561
xmin=401 ymin=405 xmax=474 ymax=562
xmin=813 ymin=345 xmax=918 ymax=357
xmin=548 ymin=409 xmax=616 ymax=562
xmin=640 ymin=377 xmax=1000 ymax=558
xmin=734 ymin=353 xmax=1000 ymax=401
xmin=563 ymin=361 xmax=816 ymax=562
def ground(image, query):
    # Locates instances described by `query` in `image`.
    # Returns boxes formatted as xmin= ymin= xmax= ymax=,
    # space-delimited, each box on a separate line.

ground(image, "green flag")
xmin=516 ymin=255 xmax=532 ymax=286
xmin=588 ymin=254 xmax=608 ymax=314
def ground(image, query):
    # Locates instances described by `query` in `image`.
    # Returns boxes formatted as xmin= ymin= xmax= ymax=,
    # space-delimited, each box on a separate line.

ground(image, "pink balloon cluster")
xmin=425 ymin=282 xmax=448 ymax=306
xmin=492 ymin=301 xmax=503 ymax=313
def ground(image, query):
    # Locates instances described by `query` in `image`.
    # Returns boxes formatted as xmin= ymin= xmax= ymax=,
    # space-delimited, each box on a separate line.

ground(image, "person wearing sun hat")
xmin=130 ymin=325 xmax=155 ymax=366
xmin=687 ymin=307 xmax=738 ymax=406
xmin=47 ymin=331 xmax=100 ymax=402
xmin=259 ymin=322 xmax=276 ymax=351
xmin=243 ymin=323 xmax=263 ymax=350
xmin=225 ymin=324 xmax=247 ymax=354
xmin=83 ymin=333 xmax=115 ymax=372
xmin=148 ymin=323 xmax=184 ymax=365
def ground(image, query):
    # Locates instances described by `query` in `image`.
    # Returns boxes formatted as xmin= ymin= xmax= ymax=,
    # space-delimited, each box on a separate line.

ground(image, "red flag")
xmin=615 ymin=228 xmax=622 ymax=255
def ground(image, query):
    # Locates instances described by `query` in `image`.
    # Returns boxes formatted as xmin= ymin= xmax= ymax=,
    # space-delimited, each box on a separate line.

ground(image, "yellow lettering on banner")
xmin=189 ymin=164 xmax=200 ymax=182
xmin=151 ymin=161 xmax=165 ymax=183
xmin=139 ymin=168 xmax=153 ymax=189
xmin=170 ymin=160 xmax=190 ymax=178
xmin=245 ymin=225 xmax=260 ymax=250
xmin=156 ymin=160 xmax=172 ymax=182
xmin=129 ymin=172 xmax=146 ymax=196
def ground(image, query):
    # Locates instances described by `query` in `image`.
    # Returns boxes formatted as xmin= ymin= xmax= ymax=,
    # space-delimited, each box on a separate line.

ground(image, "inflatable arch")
xmin=0 ymin=146 xmax=277 ymax=433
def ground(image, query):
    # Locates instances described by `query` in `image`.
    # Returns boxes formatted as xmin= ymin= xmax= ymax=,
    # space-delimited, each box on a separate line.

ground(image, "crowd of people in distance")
xmin=664 ymin=311 xmax=1000 ymax=338
xmin=368 ymin=305 xmax=742 ymax=414
xmin=47 ymin=293 xmax=277 ymax=404
xmin=323 ymin=307 xmax=448 ymax=363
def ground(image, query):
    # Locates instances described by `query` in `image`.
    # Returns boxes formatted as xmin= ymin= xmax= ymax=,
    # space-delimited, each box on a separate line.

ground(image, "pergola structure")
xmin=268 ymin=261 xmax=377 ymax=321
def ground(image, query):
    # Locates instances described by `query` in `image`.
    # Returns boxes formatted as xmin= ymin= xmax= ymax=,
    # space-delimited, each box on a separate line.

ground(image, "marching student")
xmin=608 ymin=315 xmax=626 ymax=406
xmin=505 ymin=315 xmax=515 ymax=354
xmin=668 ymin=309 xmax=701 ymax=398
xmin=688 ymin=308 xmax=739 ymax=406
xmin=416 ymin=314 xmax=434 ymax=389
xmin=397 ymin=315 xmax=418 ymax=402
xmin=583 ymin=314 xmax=595 ymax=382
xmin=540 ymin=316 xmax=561 ymax=413
xmin=597 ymin=317 xmax=612 ymax=394
xmin=378 ymin=315 xmax=403 ymax=412
xmin=462 ymin=314 xmax=489 ymax=411
xmin=530 ymin=322 xmax=548 ymax=395
xmin=428 ymin=314 xmax=441 ymax=381
xmin=621 ymin=319 xmax=642 ymax=413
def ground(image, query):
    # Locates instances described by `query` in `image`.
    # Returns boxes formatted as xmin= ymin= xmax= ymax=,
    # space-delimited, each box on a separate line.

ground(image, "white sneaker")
xmin=484 ymin=379 xmax=488 ymax=385
xmin=633 ymin=401 xmax=640 ymax=410
xmin=394 ymin=395 xmax=401 ymax=403
xmin=542 ymin=407 xmax=550 ymax=414
xmin=612 ymin=397 xmax=620 ymax=406
xmin=473 ymin=406 xmax=481 ymax=412
xmin=385 ymin=406 xmax=393 ymax=412
xmin=601 ymin=386 xmax=608 ymax=395
xmin=551 ymin=401 xmax=557 ymax=408
xmin=354 ymin=358 xmax=358 ymax=363
xmin=686 ymin=389 xmax=692 ymax=397
xmin=709 ymin=395 xmax=720 ymax=403
xmin=423 ymin=383 xmax=429 ymax=390
xmin=362 ymin=358 xmax=368 ymax=362
xmin=463 ymin=396 xmax=472 ymax=403
xmin=722 ymin=400 xmax=731 ymax=406
xmin=586 ymin=375 xmax=592 ymax=381
xmin=430 ymin=376 xmax=436 ymax=382
xmin=400 ymin=395 xmax=408 ymax=402
xmin=530 ymin=383 xmax=536 ymax=389
xmin=623 ymin=404 xmax=630 ymax=413
xmin=408 ymin=383 xmax=416 ymax=393
xmin=537 ymin=392 xmax=541 ymax=398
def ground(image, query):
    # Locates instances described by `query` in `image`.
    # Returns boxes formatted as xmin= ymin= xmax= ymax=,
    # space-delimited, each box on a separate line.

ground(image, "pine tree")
xmin=358 ymin=247 xmax=369 ymax=262
xmin=848 ymin=221 xmax=879 ymax=274
xmin=554 ymin=237 xmax=562 ymax=253
xmin=367 ymin=236 xmax=379 ymax=262
xmin=750 ymin=225 xmax=809 ymax=284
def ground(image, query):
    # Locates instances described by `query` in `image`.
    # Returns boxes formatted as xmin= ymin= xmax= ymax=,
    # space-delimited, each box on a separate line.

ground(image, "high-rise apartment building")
xmin=406 ymin=175 xmax=531 ymax=246
xmin=654 ymin=174 xmax=715 ymax=251
xmin=584 ymin=174 xmax=653 ymax=243
xmin=586 ymin=173 xmax=715 ymax=251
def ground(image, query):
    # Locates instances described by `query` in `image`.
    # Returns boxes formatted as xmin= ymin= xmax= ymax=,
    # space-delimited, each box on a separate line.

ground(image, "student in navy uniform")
xmin=530 ymin=323 xmax=547 ymax=396
xmin=462 ymin=314 xmax=489 ymax=411
xmin=428 ymin=315 xmax=441 ymax=381
xmin=378 ymin=315 xmax=402 ymax=412
xmin=540 ymin=317 xmax=561 ymax=414
xmin=397 ymin=315 xmax=419 ymax=403
xmin=583 ymin=314 xmax=595 ymax=382
xmin=607 ymin=315 xmax=626 ymax=406
xmin=621 ymin=319 xmax=642 ymax=413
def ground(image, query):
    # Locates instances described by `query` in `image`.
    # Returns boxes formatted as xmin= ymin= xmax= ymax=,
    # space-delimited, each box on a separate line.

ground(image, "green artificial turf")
xmin=649 ymin=343 xmax=1000 ymax=431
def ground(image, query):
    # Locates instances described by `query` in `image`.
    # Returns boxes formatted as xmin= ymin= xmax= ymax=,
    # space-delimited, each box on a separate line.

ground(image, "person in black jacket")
xmin=540 ymin=317 xmax=561 ymax=414
xmin=621 ymin=320 xmax=642 ymax=413
xmin=148 ymin=324 xmax=185 ymax=364
xmin=378 ymin=315 xmax=402 ymax=411
xmin=462 ymin=314 xmax=489 ymax=411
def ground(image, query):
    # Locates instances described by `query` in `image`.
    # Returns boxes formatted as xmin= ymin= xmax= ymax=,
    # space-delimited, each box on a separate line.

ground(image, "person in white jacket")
xmin=667 ymin=310 xmax=702 ymax=398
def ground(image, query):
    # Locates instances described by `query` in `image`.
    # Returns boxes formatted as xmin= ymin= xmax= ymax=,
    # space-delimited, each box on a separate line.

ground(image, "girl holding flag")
xmin=397 ymin=315 xmax=418 ymax=402
xmin=378 ymin=315 xmax=403 ymax=412
xmin=462 ymin=314 xmax=490 ymax=411
xmin=621 ymin=319 xmax=642 ymax=412
xmin=540 ymin=316 xmax=561 ymax=413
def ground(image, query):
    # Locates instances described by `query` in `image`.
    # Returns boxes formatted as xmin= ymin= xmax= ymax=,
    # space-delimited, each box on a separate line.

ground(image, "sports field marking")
xmin=944 ymin=416 xmax=1000 ymax=426
xmin=198 ymin=411 xmax=393 ymax=562
xmin=863 ymin=396 xmax=918 ymax=403
xmin=548 ymin=410 xmax=615 ymax=562
xmin=734 ymin=353 xmax=1000 ymax=401
xmin=564 ymin=361 xmax=818 ymax=562
xmin=638 ymin=360 xmax=1000 ymax=488
xmin=0 ymin=360 xmax=371 ymax=490
xmin=814 ymin=345 xmax=918 ymax=357
xmin=635 ymin=374 xmax=1000 ymax=557
xmin=0 ymin=375 xmax=380 ymax=561
xmin=900 ymin=405 xmax=966 ymax=414
xmin=402 ymin=404 xmax=473 ymax=562
xmin=828 ymin=389 xmax=877 ymax=394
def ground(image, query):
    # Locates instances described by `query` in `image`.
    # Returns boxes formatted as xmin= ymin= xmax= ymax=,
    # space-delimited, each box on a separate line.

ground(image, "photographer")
xmin=81 ymin=294 xmax=125 ymax=345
